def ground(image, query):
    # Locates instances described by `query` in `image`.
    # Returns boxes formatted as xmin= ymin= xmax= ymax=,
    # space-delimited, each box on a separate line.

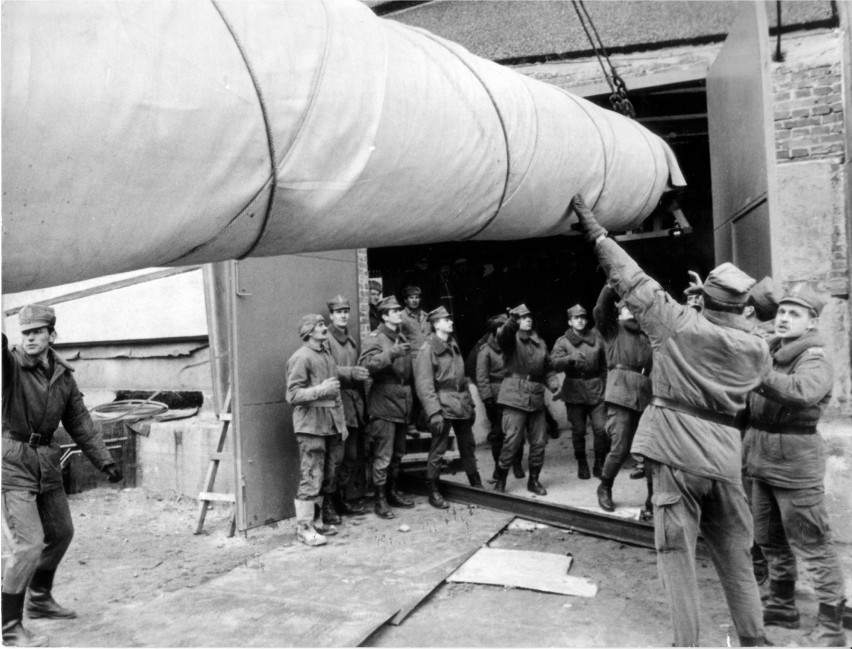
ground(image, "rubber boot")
xmin=25 ymin=568 xmax=77 ymax=619
xmin=738 ymin=635 xmax=772 ymax=647
xmin=428 ymin=479 xmax=449 ymax=509
xmin=797 ymin=600 xmax=847 ymax=647
xmin=527 ymin=467 xmax=547 ymax=496
xmin=493 ymin=466 xmax=509 ymax=493
xmin=467 ymin=471 xmax=483 ymax=488
xmin=763 ymin=580 xmax=800 ymax=629
xmin=374 ymin=488 xmax=395 ymax=519
xmin=313 ymin=498 xmax=338 ymax=536
xmin=386 ymin=477 xmax=414 ymax=508
xmin=335 ymin=487 xmax=365 ymax=516
xmin=596 ymin=477 xmax=615 ymax=512
xmin=592 ymin=454 xmax=605 ymax=479
xmin=576 ymin=458 xmax=591 ymax=480
xmin=294 ymin=499 xmax=326 ymax=547
xmin=3 ymin=592 xmax=49 ymax=647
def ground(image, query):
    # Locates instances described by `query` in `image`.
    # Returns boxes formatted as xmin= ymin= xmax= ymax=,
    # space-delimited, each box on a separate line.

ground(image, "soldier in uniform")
xmin=745 ymin=276 xmax=779 ymax=338
xmin=2 ymin=305 xmax=122 ymax=647
xmin=285 ymin=314 xmax=369 ymax=546
xmin=493 ymin=304 xmax=560 ymax=495
xmin=573 ymin=195 xmax=771 ymax=647
xmin=325 ymin=295 xmax=367 ymax=519
xmin=358 ymin=296 xmax=416 ymax=519
xmin=368 ymin=280 xmax=382 ymax=332
xmin=414 ymin=307 xmax=482 ymax=508
xmin=743 ymin=286 xmax=847 ymax=647
xmin=592 ymin=285 xmax=653 ymax=512
xmin=551 ymin=304 xmax=609 ymax=479
xmin=399 ymin=285 xmax=432 ymax=356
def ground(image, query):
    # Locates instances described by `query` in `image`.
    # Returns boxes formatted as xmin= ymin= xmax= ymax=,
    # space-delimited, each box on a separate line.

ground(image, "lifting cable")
xmin=570 ymin=0 xmax=636 ymax=118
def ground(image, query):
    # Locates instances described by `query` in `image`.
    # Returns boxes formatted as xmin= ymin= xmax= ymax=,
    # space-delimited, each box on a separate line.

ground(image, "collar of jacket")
xmin=14 ymin=346 xmax=73 ymax=374
xmin=428 ymin=333 xmax=458 ymax=355
xmin=769 ymin=329 xmax=824 ymax=363
xmin=304 ymin=339 xmax=327 ymax=353
xmin=404 ymin=307 xmax=424 ymax=321
xmin=329 ymin=324 xmax=354 ymax=347
xmin=565 ymin=328 xmax=596 ymax=346
xmin=378 ymin=323 xmax=403 ymax=342
xmin=702 ymin=308 xmax=753 ymax=333
xmin=518 ymin=330 xmax=543 ymax=346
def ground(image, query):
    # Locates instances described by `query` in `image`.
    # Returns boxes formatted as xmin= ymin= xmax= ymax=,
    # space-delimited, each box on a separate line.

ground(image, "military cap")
xmin=702 ymin=262 xmax=755 ymax=306
xmin=368 ymin=280 xmax=382 ymax=293
xmin=326 ymin=294 xmax=350 ymax=312
xmin=19 ymin=304 xmax=56 ymax=332
xmin=509 ymin=303 xmax=531 ymax=318
xmin=427 ymin=306 xmax=451 ymax=322
xmin=566 ymin=304 xmax=588 ymax=318
xmin=403 ymin=285 xmax=422 ymax=297
xmin=377 ymin=296 xmax=402 ymax=313
xmin=298 ymin=314 xmax=325 ymax=339
xmin=779 ymin=284 xmax=827 ymax=316
xmin=487 ymin=313 xmax=508 ymax=333
xmin=748 ymin=277 xmax=780 ymax=321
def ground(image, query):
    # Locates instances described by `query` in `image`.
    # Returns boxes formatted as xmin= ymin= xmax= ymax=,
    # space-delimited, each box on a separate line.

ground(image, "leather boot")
xmin=592 ymin=454 xmax=604 ymax=479
xmin=467 ymin=471 xmax=483 ymax=488
xmin=386 ymin=477 xmax=414 ymax=508
xmin=313 ymin=498 xmax=338 ymax=536
xmin=428 ymin=479 xmax=449 ymax=509
xmin=738 ymin=635 xmax=772 ymax=647
xmin=335 ymin=488 xmax=365 ymax=516
xmin=493 ymin=466 xmax=509 ymax=493
xmin=3 ymin=592 xmax=49 ymax=647
xmin=797 ymin=600 xmax=847 ymax=647
xmin=25 ymin=569 xmax=76 ymax=620
xmin=321 ymin=495 xmax=342 ymax=526
xmin=374 ymin=488 xmax=395 ymax=519
xmin=491 ymin=447 xmax=501 ymax=481
xmin=763 ymin=579 xmax=800 ymax=629
xmin=576 ymin=458 xmax=591 ymax=480
xmin=596 ymin=477 xmax=615 ymax=512
xmin=512 ymin=459 xmax=525 ymax=479
xmin=527 ymin=467 xmax=547 ymax=496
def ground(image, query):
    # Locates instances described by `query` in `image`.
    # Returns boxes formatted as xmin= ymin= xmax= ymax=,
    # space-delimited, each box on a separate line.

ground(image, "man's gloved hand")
xmin=316 ymin=377 xmax=341 ymax=398
xmin=351 ymin=366 xmax=370 ymax=381
xmin=428 ymin=413 xmax=444 ymax=436
xmin=104 ymin=464 xmax=123 ymax=483
xmin=390 ymin=341 xmax=411 ymax=359
xmin=572 ymin=194 xmax=608 ymax=244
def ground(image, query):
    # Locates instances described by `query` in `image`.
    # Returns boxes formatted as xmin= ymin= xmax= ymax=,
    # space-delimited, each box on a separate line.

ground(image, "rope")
xmin=90 ymin=392 xmax=169 ymax=422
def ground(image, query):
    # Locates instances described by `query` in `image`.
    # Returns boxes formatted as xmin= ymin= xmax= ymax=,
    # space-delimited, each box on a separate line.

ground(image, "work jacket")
xmin=285 ymin=340 xmax=354 ymax=436
xmin=358 ymin=324 xmax=414 ymax=424
xmin=2 ymin=337 xmax=114 ymax=492
xmin=327 ymin=325 xmax=367 ymax=428
xmin=594 ymin=238 xmax=771 ymax=484
xmin=593 ymin=285 xmax=653 ymax=411
xmin=496 ymin=318 xmax=558 ymax=413
xmin=414 ymin=334 xmax=473 ymax=420
xmin=743 ymin=330 xmax=833 ymax=489
xmin=551 ymin=328 xmax=607 ymax=405
xmin=476 ymin=335 xmax=506 ymax=403
xmin=400 ymin=307 xmax=431 ymax=358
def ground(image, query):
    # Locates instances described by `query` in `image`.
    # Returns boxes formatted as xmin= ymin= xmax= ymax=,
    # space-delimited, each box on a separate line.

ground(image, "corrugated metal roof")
xmin=382 ymin=1 xmax=836 ymax=62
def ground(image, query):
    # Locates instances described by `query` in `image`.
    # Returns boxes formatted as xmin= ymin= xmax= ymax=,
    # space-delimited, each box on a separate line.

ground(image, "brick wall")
xmin=356 ymin=248 xmax=372 ymax=343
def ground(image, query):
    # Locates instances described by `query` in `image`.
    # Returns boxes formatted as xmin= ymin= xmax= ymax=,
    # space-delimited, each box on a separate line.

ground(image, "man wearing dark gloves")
xmin=3 ymin=305 xmax=121 ymax=647
xmin=414 ymin=307 xmax=481 ymax=508
xmin=572 ymin=196 xmax=772 ymax=648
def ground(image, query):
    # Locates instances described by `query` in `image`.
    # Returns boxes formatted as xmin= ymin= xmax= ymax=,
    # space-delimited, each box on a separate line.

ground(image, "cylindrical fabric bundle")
xmin=1 ymin=0 xmax=685 ymax=293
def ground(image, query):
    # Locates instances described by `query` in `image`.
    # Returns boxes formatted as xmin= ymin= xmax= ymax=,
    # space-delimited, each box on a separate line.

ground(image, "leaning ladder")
xmin=194 ymin=387 xmax=236 ymax=536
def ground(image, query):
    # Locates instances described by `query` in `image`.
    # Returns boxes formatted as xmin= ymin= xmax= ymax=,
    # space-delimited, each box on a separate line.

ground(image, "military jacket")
xmin=326 ymin=325 xmax=367 ymax=428
xmin=358 ymin=324 xmax=414 ymax=424
xmin=743 ymin=330 xmax=833 ymax=489
xmin=593 ymin=285 xmax=653 ymax=411
xmin=2 ymin=337 xmax=114 ymax=492
xmin=475 ymin=335 xmax=506 ymax=402
xmin=551 ymin=328 xmax=607 ymax=405
xmin=594 ymin=238 xmax=771 ymax=484
xmin=285 ymin=340 xmax=351 ymax=436
xmin=414 ymin=334 xmax=474 ymax=420
xmin=495 ymin=318 xmax=558 ymax=412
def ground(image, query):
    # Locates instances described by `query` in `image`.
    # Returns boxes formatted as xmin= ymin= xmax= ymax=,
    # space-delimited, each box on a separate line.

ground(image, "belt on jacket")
xmin=650 ymin=396 xmax=746 ymax=430
xmin=610 ymin=364 xmax=650 ymax=376
xmin=750 ymin=419 xmax=817 ymax=435
xmin=564 ymin=371 xmax=603 ymax=380
xmin=508 ymin=373 xmax=543 ymax=384
xmin=3 ymin=431 xmax=53 ymax=447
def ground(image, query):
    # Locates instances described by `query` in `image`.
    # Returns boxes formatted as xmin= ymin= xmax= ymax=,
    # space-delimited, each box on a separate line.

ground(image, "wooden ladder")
xmin=194 ymin=388 xmax=236 ymax=536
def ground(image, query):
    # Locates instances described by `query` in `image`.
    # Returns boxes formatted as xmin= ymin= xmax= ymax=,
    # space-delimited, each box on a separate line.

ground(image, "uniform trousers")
xmin=295 ymin=433 xmax=343 ymax=501
xmin=2 ymin=488 xmax=74 ymax=594
xmin=498 ymin=407 xmax=545 ymax=470
xmin=333 ymin=425 xmax=363 ymax=493
xmin=752 ymin=479 xmax=845 ymax=604
xmin=650 ymin=460 xmax=763 ymax=647
xmin=368 ymin=419 xmax=407 ymax=487
xmin=601 ymin=403 xmax=641 ymax=480
xmin=427 ymin=418 xmax=477 ymax=480
xmin=485 ymin=402 xmax=523 ymax=464
xmin=565 ymin=402 xmax=608 ymax=460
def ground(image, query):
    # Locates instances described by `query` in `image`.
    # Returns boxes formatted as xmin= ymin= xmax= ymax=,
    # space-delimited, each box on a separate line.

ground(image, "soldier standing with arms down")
xmin=572 ymin=195 xmax=771 ymax=647
xmin=400 ymin=286 xmax=431 ymax=356
xmin=358 ymin=296 xmax=416 ymax=519
xmin=743 ymin=286 xmax=846 ymax=647
xmin=3 ymin=306 xmax=122 ymax=647
xmin=368 ymin=280 xmax=383 ymax=332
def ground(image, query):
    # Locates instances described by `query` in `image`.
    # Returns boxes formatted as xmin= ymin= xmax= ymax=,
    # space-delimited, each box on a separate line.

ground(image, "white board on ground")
xmin=447 ymin=548 xmax=597 ymax=598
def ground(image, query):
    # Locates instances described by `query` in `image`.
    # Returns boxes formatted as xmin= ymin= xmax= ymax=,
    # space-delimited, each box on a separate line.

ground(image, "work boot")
xmin=467 ymin=471 xmax=483 ymax=488
xmin=527 ymin=467 xmax=547 ymax=496
xmin=428 ymin=479 xmax=449 ymax=509
xmin=738 ymin=635 xmax=772 ymax=647
xmin=763 ymin=580 xmax=800 ymax=629
xmin=512 ymin=459 xmax=525 ymax=479
xmin=797 ymin=600 xmax=847 ymax=647
xmin=313 ymin=498 xmax=338 ymax=536
xmin=294 ymin=499 xmax=326 ymax=547
xmin=386 ymin=478 xmax=414 ymax=508
xmin=577 ymin=459 xmax=591 ymax=480
xmin=3 ymin=592 xmax=49 ymax=648
xmin=596 ymin=478 xmax=615 ymax=512
xmin=334 ymin=488 xmax=365 ymax=516
xmin=493 ymin=466 xmax=509 ymax=493
xmin=374 ymin=488 xmax=395 ymax=519
xmin=592 ymin=454 xmax=605 ymax=479
xmin=321 ymin=495 xmax=342 ymax=526
xmin=25 ymin=569 xmax=77 ymax=619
